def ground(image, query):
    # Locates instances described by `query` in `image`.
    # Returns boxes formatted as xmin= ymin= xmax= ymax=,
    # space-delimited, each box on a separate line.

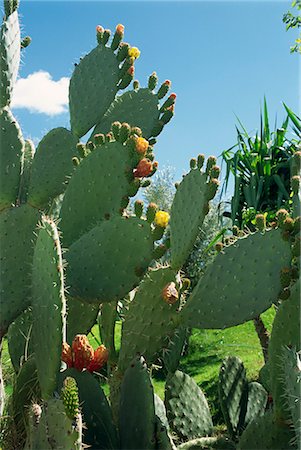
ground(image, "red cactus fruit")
xmin=116 ymin=24 xmax=124 ymax=35
xmin=134 ymin=159 xmax=153 ymax=177
xmin=96 ymin=25 xmax=104 ymax=33
xmin=62 ymin=342 xmax=73 ymax=368
xmin=72 ymin=335 xmax=94 ymax=371
xmin=87 ymin=345 xmax=109 ymax=373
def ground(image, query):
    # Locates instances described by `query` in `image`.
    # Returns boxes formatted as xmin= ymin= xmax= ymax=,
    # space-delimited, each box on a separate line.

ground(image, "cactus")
xmin=218 ymin=356 xmax=267 ymax=440
xmin=1 ymin=2 xmax=300 ymax=449
xmin=165 ymin=370 xmax=213 ymax=441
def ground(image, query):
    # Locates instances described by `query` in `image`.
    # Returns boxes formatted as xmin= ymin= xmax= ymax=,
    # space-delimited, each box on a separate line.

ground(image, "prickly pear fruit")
xmin=134 ymin=159 xmax=153 ymax=177
xmin=62 ymin=342 xmax=73 ymax=368
xmin=72 ymin=335 xmax=94 ymax=371
xmin=162 ymin=282 xmax=179 ymax=305
xmin=87 ymin=345 xmax=109 ymax=373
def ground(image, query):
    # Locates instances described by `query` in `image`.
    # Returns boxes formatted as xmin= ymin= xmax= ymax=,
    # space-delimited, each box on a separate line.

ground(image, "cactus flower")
xmin=135 ymin=137 xmax=149 ymax=154
xmin=62 ymin=342 xmax=73 ymax=368
xmin=154 ymin=210 xmax=170 ymax=228
xmin=128 ymin=46 xmax=140 ymax=59
xmin=87 ymin=345 xmax=109 ymax=373
xmin=134 ymin=158 xmax=153 ymax=177
xmin=72 ymin=334 xmax=94 ymax=371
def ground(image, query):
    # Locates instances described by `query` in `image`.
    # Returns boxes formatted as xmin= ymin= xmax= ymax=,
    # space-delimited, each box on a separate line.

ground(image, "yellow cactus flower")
xmin=154 ymin=211 xmax=170 ymax=228
xmin=135 ymin=137 xmax=149 ymax=154
xmin=128 ymin=46 xmax=141 ymax=59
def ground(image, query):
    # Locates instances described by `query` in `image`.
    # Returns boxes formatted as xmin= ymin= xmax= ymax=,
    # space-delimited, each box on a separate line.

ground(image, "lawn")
xmin=1 ymin=307 xmax=275 ymax=426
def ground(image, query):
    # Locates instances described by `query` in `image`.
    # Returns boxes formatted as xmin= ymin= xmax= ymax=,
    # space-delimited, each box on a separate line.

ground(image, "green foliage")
xmin=221 ymin=99 xmax=297 ymax=228
xmin=283 ymin=0 xmax=301 ymax=54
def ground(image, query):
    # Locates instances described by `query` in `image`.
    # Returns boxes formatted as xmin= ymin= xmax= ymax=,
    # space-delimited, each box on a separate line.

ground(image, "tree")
xmin=283 ymin=0 xmax=301 ymax=54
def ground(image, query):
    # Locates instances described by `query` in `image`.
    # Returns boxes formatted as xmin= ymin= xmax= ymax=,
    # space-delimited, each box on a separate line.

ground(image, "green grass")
xmin=2 ymin=307 xmax=275 ymax=426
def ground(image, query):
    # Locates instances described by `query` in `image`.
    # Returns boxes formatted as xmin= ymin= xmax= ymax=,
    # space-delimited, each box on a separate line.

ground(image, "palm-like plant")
xmin=221 ymin=99 xmax=300 ymax=228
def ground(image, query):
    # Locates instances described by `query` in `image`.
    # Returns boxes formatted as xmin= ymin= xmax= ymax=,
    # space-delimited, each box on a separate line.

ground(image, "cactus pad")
xmin=118 ymin=267 xmax=180 ymax=372
xmin=31 ymin=217 xmax=66 ymax=399
xmin=66 ymin=297 xmax=99 ymax=344
xmin=170 ymin=164 xmax=214 ymax=269
xmin=7 ymin=308 xmax=33 ymax=372
xmin=165 ymin=370 xmax=213 ymax=441
xmin=28 ymin=128 xmax=78 ymax=209
xmin=268 ymin=280 xmax=300 ymax=420
xmin=119 ymin=356 xmax=156 ymax=450
xmin=182 ymin=229 xmax=291 ymax=329
xmin=66 ymin=216 xmax=154 ymax=303
xmin=0 ymin=107 xmax=24 ymax=210
xmin=0 ymin=10 xmax=20 ymax=106
xmin=0 ymin=204 xmax=39 ymax=336
xmin=59 ymin=140 xmax=133 ymax=246
xmin=69 ymin=45 xmax=120 ymax=137
xmin=91 ymin=88 xmax=160 ymax=139
xmin=237 ymin=411 xmax=294 ymax=450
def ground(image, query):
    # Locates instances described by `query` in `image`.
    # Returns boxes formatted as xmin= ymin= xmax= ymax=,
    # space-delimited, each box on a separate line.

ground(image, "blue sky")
xmin=7 ymin=0 xmax=300 ymax=186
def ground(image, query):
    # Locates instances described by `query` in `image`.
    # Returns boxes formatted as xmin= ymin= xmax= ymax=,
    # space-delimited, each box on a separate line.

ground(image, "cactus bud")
xmin=148 ymin=72 xmax=158 ymax=91
xmin=153 ymin=244 xmax=167 ymax=259
xmin=279 ymin=287 xmax=291 ymax=301
xmin=162 ymin=282 xmax=179 ymax=305
xmin=205 ymin=156 xmax=217 ymax=176
xmin=21 ymin=36 xmax=31 ymax=49
xmin=117 ymin=42 xmax=130 ymax=62
xmin=72 ymin=157 xmax=80 ymax=166
xmin=276 ymin=209 xmax=289 ymax=226
xmin=61 ymin=377 xmax=80 ymax=419
xmin=210 ymin=165 xmax=220 ymax=179
xmin=135 ymin=137 xmax=149 ymax=155
xmin=255 ymin=214 xmax=266 ymax=231
xmin=111 ymin=24 xmax=124 ymax=50
xmin=72 ymin=335 xmax=94 ymax=372
xmin=62 ymin=342 xmax=73 ymax=368
xmin=94 ymin=133 xmax=105 ymax=145
xmin=292 ymin=151 xmax=301 ymax=171
xmin=146 ymin=202 xmax=158 ymax=223
xmin=134 ymin=158 xmax=153 ymax=178
xmin=232 ymin=225 xmax=239 ymax=236
xmin=134 ymin=199 xmax=144 ymax=218
xmin=96 ymin=25 xmax=104 ymax=44
xmin=291 ymin=175 xmax=300 ymax=194
xmin=148 ymin=138 xmax=157 ymax=146
xmin=292 ymin=236 xmax=301 ymax=257
xmin=181 ymin=278 xmax=191 ymax=292
xmin=190 ymin=158 xmax=197 ymax=169
xmin=293 ymin=216 xmax=301 ymax=235
xmin=151 ymin=120 xmax=164 ymax=137
xmin=157 ymin=80 xmax=171 ymax=99
xmin=215 ymin=242 xmax=224 ymax=252
xmin=119 ymin=122 xmax=131 ymax=143
xmin=282 ymin=217 xmax=294 ymax=232
xmin=133 ymin=79 xmax=139 ymax=90
xmin=102 ymin=29 xmax=111 ymax=45
xmin=111 ymin=121 xmax=121 ymax=140
xmin=141 ymin=179 xmax=151 ymax=188
xmin=130 ymin=127 xmax=142 ymax=137
xmin=197 ymin=154 xmax=205 ymax=169
xmin=86 ymin=140 xmax=95 ymax=151
xmin=280 ymin=267 xmax=291 ymax=288
xmin=119 ymin=66 xmax=135 ymax=90
xmin=154 ymin=210 xmax=170 ymax=228
xmin=160 ymin=109 xmax=174 ymax=125
xmin=87 ymin=345 xmax=109 ymax=373
xmin=160 ymin=93 xmax=176 ymax=111
xmin=207 ymin=178 xmax=219 ymax=200
xmin=77 ymin=143 xmax=87 ymax=158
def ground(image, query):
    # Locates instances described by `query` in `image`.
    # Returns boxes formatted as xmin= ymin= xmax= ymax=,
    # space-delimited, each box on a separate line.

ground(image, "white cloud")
xmin=11 ymin=71 xmax=69 ymax=116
